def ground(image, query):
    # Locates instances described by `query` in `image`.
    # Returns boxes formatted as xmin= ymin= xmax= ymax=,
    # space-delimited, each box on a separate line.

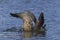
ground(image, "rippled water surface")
xmin=0 ymin=0 xmax=60 ymax=40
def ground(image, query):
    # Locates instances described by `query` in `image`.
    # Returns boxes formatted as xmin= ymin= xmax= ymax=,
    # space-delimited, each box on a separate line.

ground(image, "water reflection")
xmin=3 ymin=28 xmax=46 ymax=39
xmin=3 ymin=26 xmax=46 ymax=38
xmin=0 ymin=31 xmax=46 ymax=40
xmin=3 ymin=23 xmax=46 ymax=39
xmin=34 ymin=30 xmax=46 ymax=37
xmin=22 ymin=31 xmax=33 ymax=38
xmin=22 ymin=29 xmax=46 ymax=38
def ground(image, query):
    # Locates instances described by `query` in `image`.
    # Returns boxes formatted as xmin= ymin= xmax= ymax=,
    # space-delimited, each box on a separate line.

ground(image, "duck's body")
xmin=10 ymin=11 xmax=45 ymax=32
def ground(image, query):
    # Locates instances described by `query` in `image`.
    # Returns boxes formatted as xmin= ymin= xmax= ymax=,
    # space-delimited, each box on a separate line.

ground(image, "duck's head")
xmin=10 ymin=13 xmax=23 ymax=19
xmin=10 ymin=11 xmax=36 ymax=23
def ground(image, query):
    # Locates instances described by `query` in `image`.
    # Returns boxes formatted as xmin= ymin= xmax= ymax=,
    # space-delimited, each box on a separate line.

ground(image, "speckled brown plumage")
xmin=10 ymin=11 xmax=45 ymax=32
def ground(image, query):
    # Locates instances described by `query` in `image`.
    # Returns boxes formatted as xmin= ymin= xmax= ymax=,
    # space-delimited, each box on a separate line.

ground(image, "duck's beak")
xmin=10 ymin=13 xmax=20 ymax=17
xmin=10 ymin=13 xmax=23 ymax=19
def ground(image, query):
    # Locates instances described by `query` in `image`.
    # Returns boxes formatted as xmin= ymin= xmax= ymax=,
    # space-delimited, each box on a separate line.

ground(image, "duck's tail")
xmin=35 ymin=12 xmax=44 ymax=30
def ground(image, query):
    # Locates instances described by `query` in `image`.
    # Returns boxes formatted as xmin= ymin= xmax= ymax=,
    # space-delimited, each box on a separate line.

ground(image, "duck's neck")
xmin=22 ymin=21 xmax=33 ymax=31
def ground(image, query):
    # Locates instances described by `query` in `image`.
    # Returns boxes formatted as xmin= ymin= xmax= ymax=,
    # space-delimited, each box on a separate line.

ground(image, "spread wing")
xmin=35 ymin=12 xmax=44 ymax=29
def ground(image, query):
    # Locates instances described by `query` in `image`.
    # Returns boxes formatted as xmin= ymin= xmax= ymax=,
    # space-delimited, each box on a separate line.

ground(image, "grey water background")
xmin=0 ymin=0 xmax=60 ymax=40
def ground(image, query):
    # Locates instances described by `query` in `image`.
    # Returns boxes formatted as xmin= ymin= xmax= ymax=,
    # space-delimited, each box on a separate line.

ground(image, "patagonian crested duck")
xmin=10 ymin=11 xmax=45 ymax=32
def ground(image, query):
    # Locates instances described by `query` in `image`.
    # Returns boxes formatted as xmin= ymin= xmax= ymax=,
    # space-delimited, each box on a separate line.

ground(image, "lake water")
xmin=0 ymin=0 xmax=60 ymax=40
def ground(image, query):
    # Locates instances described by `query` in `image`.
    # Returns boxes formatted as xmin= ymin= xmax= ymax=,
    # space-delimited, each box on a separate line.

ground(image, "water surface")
xmin=0 ymin=0 xmax=60 ymax=40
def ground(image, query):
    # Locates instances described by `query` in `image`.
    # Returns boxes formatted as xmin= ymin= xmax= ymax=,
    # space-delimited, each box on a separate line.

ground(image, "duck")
xmin=10 ymin=10 xmax=45 ymax=32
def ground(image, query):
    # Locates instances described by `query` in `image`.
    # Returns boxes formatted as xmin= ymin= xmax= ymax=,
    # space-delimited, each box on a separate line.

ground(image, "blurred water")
xmin=0 ymin=0 xmax=60 ymax=40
